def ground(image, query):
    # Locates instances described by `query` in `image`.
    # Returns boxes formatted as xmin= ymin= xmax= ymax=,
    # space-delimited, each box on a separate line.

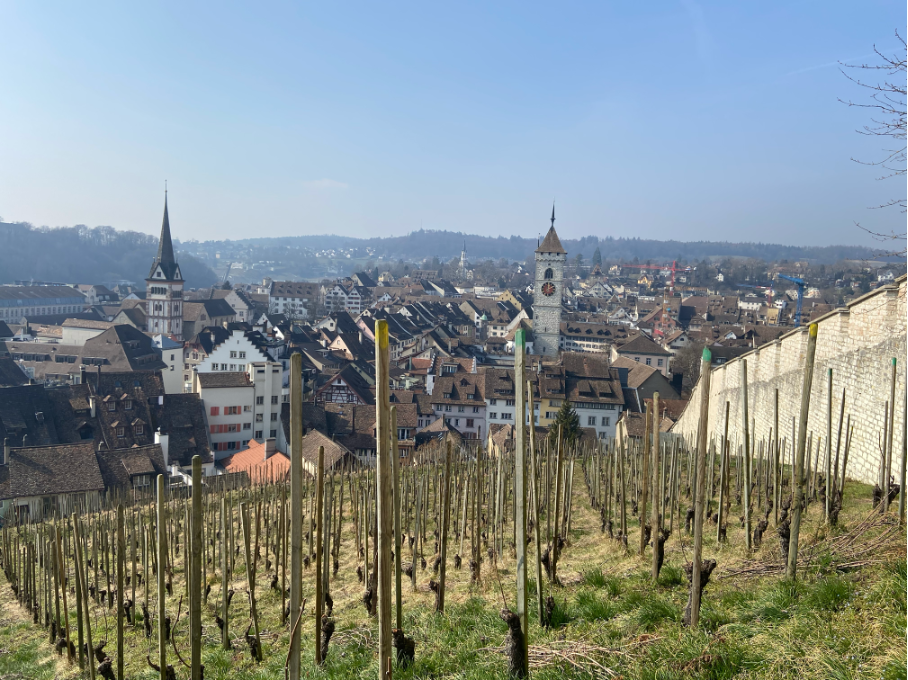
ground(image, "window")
xmin=502 ymin=413 xmax=512 ymax=420
xmin=505 ymin=399 xmax=515 ymax=406
xmin=489 ymin=399 xmax=497 ymax=405
xmin=124 ymin=399 xmax=133 ymax=410
xmin=220 ymin=364 xmax=227 ymax=370
xmin=211 ymin=363 xmax=218 ymax=371
xmin=255 ymin=430 xmax=263 ymax=439
xmin=473 ymin=406 xmax=479 ymax=413
xmin=230 ymin=351 xmax=237 ymax=358
xmin=645 ymin=358 xmax=652 ymax=366
xmin=229 ymin=364 xmax=237 ymax=371
xmin=466 ymin=419 xmax=474 ymax=428
xmin=116 ymin=427 xmax=125 ymax=437
xmin=271 ymin=396 xmax=279 ymax=404
xmin=242 ymin=440 xmax=250 ymax=447
xmin=255 ymin=414 xmax=263 ymax=422
xmin=588 ymin=416 xmax=596 ymax=426
xmin=270 ymin=413 xmax=277 ymax=421
xmin=544 ymin=268 xmax=554 ymax=280
xmin=107 ymin=401 xmax=116 ymax=412
xmin=210 ymin=406 xmax=220 ymax=416
xmin=243 ymin=423 xmax=251 ymax=430
xmin=545 ymin=411 xmax=556 ymax=419
xmin=270 ymin=429 xmax=277 ymax=438
xmin=256 ymin=396 xmax=264 ymax=405
xmin=227 ymin=424 xmax=240 ymax=432
xmin=239 ymin=351 xmax=246 ymax=359
xmin=489 ymin=412 xmax=497 ymax=419
xmin=454 ymin=419 xmax=459 ymax=426
xmin=444 ymin=405 xmax=451 ymax=412
xmin=634 ymin=357 xmax=640 ymax=362
xmin=458 ymin=406 xmax=464 ymax=413
xmin=135 ymin=424 xmax=144 ymax=435
xmin=657 ymin=359 xmax=663 ymax=367
xmin=244 ymin=405 xmax=252 ymax=412
xmin=602 ymin=417 xmax=610 ymax=427
xmin=227 ymin=441 xmax=237 ymax=450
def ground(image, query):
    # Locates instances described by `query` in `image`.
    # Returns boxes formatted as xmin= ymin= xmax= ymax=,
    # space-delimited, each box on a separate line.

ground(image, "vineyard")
xmin=0 ymin=324 xmax=904 ymax=680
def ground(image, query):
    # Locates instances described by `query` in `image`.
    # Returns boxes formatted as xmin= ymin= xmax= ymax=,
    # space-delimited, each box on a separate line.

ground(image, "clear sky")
xmin=0 ymin=1 xmax=903 ymax=246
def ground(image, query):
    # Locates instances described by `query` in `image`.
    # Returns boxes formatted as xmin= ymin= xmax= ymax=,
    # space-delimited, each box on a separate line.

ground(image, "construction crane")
xmin=776 ymin=274 xmax=807 ymax=327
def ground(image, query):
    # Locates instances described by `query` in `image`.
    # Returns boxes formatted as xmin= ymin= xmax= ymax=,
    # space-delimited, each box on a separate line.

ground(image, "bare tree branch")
xmin=839 ymin=30 xmax=906 ymax=257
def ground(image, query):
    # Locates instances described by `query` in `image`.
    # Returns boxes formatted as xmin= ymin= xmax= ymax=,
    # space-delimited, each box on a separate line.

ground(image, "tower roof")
xmin=149 ymin=192 xmax=182 ymax=280
xmin=535 ymin=226 xmax=566 ymax=255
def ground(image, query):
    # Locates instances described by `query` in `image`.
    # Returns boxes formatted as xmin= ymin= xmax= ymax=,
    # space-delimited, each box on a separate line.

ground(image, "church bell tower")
xmin=146 ymin=190 xmax=184 ymax=341
xmin=533 ymin=206 xmax=566 ymax=356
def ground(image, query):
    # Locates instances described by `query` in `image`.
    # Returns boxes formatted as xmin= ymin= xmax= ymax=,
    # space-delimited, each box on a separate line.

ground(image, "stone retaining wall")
xmin=670 ymin=276 xmax=907 ymax=486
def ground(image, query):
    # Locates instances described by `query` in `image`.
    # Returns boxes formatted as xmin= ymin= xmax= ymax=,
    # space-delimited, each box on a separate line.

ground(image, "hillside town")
xmin=0 ymin=197 xmax=903 ymax=517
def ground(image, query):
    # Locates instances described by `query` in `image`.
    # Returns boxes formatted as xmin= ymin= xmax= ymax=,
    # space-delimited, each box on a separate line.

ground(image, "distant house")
xmin=0 ymin=441 xmax=105 ymax=520
xmin=269 ymin=281 xmax=320 ymax=320
xmin=611 ymin=333 xmax=672 ymax=377
xmin=220 ymin=438 xmax=289 ymax=483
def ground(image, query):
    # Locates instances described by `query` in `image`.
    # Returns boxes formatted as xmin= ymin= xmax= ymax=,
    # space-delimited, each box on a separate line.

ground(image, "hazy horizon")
xmin=1 ymin=1 xmax=904 ymax=248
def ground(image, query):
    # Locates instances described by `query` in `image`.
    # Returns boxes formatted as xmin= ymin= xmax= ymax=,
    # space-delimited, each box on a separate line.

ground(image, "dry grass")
xmin=0 ymin=471 xmax=903 ymax=679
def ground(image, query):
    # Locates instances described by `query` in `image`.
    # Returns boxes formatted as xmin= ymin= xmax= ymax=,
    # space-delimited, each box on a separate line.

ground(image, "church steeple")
xmin=146 ymin=188 xmax=184 ymax=341
xmin=149 ymin=189 xmax=182 ymax=281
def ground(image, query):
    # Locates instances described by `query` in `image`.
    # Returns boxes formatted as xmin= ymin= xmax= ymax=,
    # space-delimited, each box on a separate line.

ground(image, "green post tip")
xmin=702 ymin=347 xmax=711 ymax=362
xmin=516 ymin=328 xmax=525 ymax=347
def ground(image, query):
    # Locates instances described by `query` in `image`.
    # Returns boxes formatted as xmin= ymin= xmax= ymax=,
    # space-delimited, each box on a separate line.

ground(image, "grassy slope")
xmin=0 ymin=476 xmax=904 ymax=680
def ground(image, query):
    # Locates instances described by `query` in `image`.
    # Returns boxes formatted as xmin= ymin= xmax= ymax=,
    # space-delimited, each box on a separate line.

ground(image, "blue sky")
xmin=0 ymin=1 xmax=903 ymax=246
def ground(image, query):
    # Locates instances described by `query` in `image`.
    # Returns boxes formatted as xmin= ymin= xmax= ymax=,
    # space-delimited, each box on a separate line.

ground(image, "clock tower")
xmin=533 ymin=206 xmax=566 ymax=356
xmin=146 ymin=191 xmax=184 ymax=341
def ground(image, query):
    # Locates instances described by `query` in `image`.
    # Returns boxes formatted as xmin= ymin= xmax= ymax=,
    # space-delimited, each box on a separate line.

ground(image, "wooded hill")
xmin=0 ymin=222 xmax=217 ymax=289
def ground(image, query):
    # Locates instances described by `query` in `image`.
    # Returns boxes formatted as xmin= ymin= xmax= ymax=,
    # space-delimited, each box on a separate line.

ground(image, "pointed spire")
xmin=149 ymin=186 xmax=182 ymax=280
xmin=551 ymin=202 xmax=556 ymax=228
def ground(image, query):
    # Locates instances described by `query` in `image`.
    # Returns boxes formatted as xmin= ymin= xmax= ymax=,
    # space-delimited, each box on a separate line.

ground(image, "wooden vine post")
xmin=117 ymin=504 xmax=125 ymax=680
xmin=190 ymin=456 xmax=203 ymax=679
xmin=288 ymin=351 xmax=303 ymax=678
xmin=314 ymin=444 xmax=325 ymax=665
xmin=513 ymin=328 xmax=528 ymax=661
xmin=391 ymin=406 xmax=403 ymax=632
xmin=741 ymin=360 xmax=752 ymax=551
xmin=651 ymin=391 xmax=661 ymax=581
xmin=375 ymin=320 xmax=393 ymax=679
xmin=883 ymin=358 xmax=897 ymax=513
xmin=240 ymin=502 xmax=261 ymax=659
xmin=690 ymin=347 xmax=712 ymax=628
xmin=156 ymin=474 xmax=167 ymax=678
xmin=825 ymin=370 xmax=833 ymax=523
xmin=73 ymin=512 xmax=96 ymax=680
xmin=787 ymin=323 xmax=819 ymax=581
xmin=437 ymin=440 xmax=452 ymax=613
xmin=528 ymin=380 xmax=545 ymax=626
xmin=639 ymin=405 xmax=650 ymax=557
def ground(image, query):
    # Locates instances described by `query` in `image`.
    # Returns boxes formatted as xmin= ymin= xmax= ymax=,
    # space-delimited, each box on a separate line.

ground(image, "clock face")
xmin=541 ymin=282 xmax=556 ymax=297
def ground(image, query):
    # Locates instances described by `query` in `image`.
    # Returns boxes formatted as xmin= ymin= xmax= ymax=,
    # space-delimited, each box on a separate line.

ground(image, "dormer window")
xmin=134 ymin=423 xmax=144 ymax=435
xmin=107 ymin=401 xmax=116 ymax=412
xmin=124 ymin=399 xmax=133 ymax=410
xmin=116 ymin=427 xmax=125 ymax=437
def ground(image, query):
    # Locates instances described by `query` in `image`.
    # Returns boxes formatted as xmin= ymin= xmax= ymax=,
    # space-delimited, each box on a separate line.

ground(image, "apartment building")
xmin=191 ymin=361 xmax=283 ymax=458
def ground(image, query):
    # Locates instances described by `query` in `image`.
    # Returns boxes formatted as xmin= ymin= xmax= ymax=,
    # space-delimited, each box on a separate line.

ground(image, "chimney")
xmin=1 ymin=438 xmax=7 ymax=465
xmin=80 ymin=365 xmax=86 ymax=385
xmin=97 ymin=364 xmax=102 ymax=391
xmin=264 ymin=438 xmax=277 ymax=460
xmin=21 ymin=434 xmax=27 ymax=448
xmin=155 ymin=429 xmax=170 ymax=467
